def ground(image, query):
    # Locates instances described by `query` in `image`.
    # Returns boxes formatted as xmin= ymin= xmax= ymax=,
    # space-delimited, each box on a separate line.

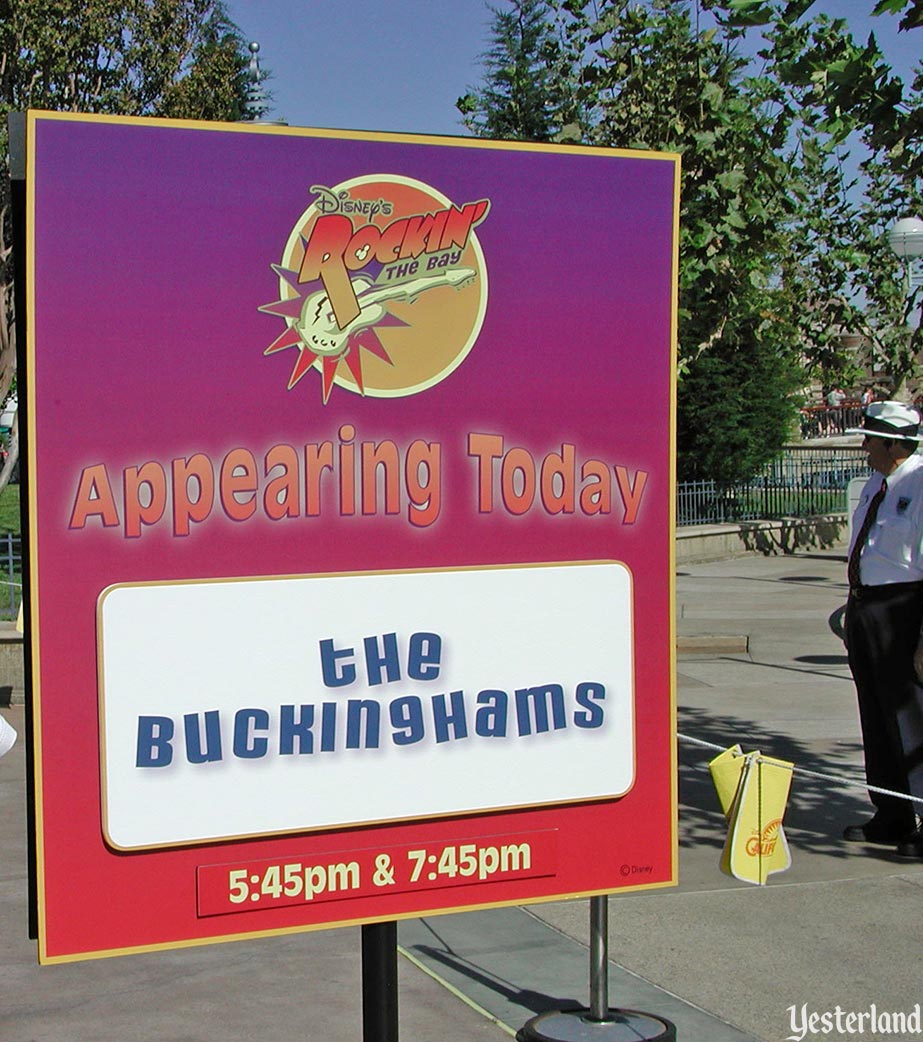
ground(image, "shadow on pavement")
xmin=409 ymin=917 xmax=584 ymax=1016
xmin=677 ymin=705 xmax=876 ymax=861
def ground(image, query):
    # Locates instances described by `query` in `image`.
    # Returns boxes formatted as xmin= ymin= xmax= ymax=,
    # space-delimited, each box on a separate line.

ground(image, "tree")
xmin=723 ymin=0 xmax=922 ymax=175
xmin=677 ymin=318 xmax=805 ymax=482
xmin=0 ymin=0 xmax=254 ymax=490
xmin=577 ymin=2 xmax=826 ymax=478
xmin=461 ymin=0 xmax=923 ymax=480
xmin=854 ymin=153 xmax=923 ymax=397
xmin=457 ymin=0 xmax=579 ymax=141
xmin=462 ymin=0 xmax=819 ymax=481
xmin=717 ymin=0 xmax=922 ymax=395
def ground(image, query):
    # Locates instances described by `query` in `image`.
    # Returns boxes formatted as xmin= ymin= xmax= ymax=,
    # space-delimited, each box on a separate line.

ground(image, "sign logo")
xmin=261 ymin=176 xmax=489 ymax=402
xmin=745 ymin=818 xmax=782 ymax=858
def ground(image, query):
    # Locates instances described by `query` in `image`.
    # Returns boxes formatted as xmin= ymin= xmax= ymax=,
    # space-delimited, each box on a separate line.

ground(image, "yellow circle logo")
xmin=261 ymin=176 xmax=489 ymax=402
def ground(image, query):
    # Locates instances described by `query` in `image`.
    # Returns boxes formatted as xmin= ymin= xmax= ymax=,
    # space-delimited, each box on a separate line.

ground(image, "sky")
xmin=224 ymin=0 xmax=492 ymax=135
xmin=223 ymin=0 xmax=921 ymax=137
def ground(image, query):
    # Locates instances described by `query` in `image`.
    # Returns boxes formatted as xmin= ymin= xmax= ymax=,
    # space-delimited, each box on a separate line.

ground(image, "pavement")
xmin=2 ymin=546 xmax=922 ymax=1042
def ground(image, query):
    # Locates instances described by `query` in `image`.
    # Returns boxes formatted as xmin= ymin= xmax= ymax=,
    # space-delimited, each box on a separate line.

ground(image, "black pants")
xmin=846 ymin=581 xmax=923 ymax=827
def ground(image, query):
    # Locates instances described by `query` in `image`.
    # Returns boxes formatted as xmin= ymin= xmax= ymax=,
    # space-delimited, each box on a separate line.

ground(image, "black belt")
xmin=849 ymin=580 xmax=923 ymax=602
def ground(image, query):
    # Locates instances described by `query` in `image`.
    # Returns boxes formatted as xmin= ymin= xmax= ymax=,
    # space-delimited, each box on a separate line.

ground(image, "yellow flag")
xmin=709 ymin=744 xmax=745 ymax=817
xmin=709 ymin=746 xmax=793 ymax=885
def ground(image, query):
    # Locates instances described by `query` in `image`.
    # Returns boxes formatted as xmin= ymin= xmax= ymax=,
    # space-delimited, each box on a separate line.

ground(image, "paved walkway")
xmin=531 ymin=550 xmax=923 ymax=1042
xmin=2 ymin=548 xmax=921 ymax=1041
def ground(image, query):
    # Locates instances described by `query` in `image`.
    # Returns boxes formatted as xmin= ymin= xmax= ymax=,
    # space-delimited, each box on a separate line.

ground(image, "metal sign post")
xmin=517 ymin=896 xmax=676 ymax=1041
xmin=362 ymin=922 xmax=399 ymax=1042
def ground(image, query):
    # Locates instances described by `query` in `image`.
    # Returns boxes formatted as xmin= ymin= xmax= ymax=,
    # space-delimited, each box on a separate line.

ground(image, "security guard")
xmin=843 ymin=401 xmax=923 ymax=858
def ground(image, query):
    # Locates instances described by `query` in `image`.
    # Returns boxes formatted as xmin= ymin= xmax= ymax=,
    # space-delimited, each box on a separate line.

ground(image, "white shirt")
xmin=849 ymin=453 xmax=923 ymax=585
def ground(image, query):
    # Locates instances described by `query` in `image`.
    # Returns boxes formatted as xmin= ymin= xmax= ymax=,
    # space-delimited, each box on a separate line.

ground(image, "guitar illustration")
xmin=296 ymin=266 xmax=477 ymax=359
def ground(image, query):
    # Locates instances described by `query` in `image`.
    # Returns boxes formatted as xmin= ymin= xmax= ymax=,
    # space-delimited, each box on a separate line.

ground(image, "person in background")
xmin=824 ymin=387 xmax=847 ymax=434
xmin=842 ymin=401 xmax=923 ymax=859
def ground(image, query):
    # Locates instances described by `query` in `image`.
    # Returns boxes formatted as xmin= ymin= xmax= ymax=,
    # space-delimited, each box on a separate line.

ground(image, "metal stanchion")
xmin=362 ymin=921 xmax=399 ymax=1042
xmin=589 ymin=893 xmax=609 ymax=1022
xmin=517 ymin=896 xmax=676 ymax=1041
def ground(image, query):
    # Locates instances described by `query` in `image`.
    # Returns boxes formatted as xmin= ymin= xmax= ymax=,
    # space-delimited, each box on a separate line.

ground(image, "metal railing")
xmin=799 ymin=403 xmax=863 ymax=439
xmin=0 ymin=532 xmax=21 ymax=620
xmin=677 ymin=447 xmax=869 ymax=526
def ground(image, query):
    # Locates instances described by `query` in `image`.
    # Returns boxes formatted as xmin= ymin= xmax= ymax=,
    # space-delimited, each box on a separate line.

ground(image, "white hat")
xmin=845 ymin=400 xmax=921 ymax=441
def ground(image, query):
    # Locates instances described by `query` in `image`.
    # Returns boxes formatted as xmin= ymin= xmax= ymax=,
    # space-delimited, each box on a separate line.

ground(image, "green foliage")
xmin=678 ymin=324 xmax=804 ymax=482
xmin=0 ymin=0 xmax=251 ymax=119
xmin=0 ymin=482 xmax=18 ymax=534
xmin=564 ymin=2 xmax=797 ymax=367
xmin=457 ymin=0 xmax=579 ymax=141
xmin=0 ymin=0 xmax=254 ymax=491
xmin=872 ymin=0 xmax=923 ymax=30
xmin=728 ymin=0 xmax=923 ymax=176
xmin=462 ymin=0 xmax=923 ymax=481
xmin=720 ymin=1 xmax=923 ymax=392
xmin=464 ymin=0 xmax=812 ymax=480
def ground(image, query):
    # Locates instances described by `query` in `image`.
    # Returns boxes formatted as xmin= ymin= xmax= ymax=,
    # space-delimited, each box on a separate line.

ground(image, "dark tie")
xmin=848 ymin=477 xmax=887 ymax=588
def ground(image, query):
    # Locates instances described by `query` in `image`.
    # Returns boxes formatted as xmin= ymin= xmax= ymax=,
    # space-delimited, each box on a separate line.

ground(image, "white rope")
xmin=678 ymin=731 xmax=923 ymax=808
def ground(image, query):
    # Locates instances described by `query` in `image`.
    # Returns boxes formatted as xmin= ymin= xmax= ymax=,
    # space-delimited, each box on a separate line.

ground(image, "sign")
xmin=24 ymin=111 xmax=679 ymax=962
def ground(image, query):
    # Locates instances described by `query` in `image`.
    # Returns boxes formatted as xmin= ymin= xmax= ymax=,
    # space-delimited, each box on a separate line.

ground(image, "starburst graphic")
xmin=259 ymin=263 xmax=405 ymax=403
xmin=261 ymin=262 xmax=478 ymax=403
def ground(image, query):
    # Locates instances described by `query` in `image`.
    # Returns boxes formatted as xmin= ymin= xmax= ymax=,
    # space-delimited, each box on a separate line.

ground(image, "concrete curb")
xmin=676 ymin=634 xmax=749 ymax=656
xmin=676 ymin=514 xmax=848 ymax=564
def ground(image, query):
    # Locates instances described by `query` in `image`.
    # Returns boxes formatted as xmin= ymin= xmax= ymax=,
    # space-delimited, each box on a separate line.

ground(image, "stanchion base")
xmin=516 ymin=1008 xmax=676 ymax=1042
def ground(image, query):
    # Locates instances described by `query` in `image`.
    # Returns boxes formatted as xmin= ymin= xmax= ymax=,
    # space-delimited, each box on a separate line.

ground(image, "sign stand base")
xmin=516 ymin=1009 xmax=675 ymax=1041
xmin=517 ymin=896 xmax=676 ymax=1041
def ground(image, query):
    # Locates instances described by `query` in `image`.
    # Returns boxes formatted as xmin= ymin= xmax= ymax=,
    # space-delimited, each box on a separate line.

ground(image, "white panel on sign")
xmin=98 ymin=562 xmax=635 ymax=849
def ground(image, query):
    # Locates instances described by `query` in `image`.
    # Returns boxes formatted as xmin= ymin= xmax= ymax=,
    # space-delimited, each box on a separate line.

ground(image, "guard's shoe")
xmin=843 ymin=816 xmax=913 ymax=845
xmin=895 ymin=823 xmax=923 ymax=860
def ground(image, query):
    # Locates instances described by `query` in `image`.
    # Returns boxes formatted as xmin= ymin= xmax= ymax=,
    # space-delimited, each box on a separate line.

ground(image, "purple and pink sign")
xmin=25 ymin=111 xmax=679 ymax=962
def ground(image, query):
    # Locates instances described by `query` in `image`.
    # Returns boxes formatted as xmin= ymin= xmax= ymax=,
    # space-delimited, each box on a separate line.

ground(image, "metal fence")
xmin=798 ymin=403 xmax=864 ymax=439
xmin=677 ymin=447 xmax=870 ymax=526
xmin=0 ymin=532 xmax=21 ymax=620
